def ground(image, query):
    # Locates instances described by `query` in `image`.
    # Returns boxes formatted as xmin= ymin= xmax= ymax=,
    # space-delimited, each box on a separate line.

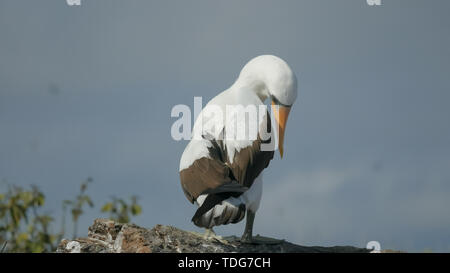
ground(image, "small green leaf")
xmin=36 ymin=194 xmax=45 ymax=206
xmin=17 ymin=232 xmax=29 ymax=243
xmin=131 ymin=204 xmax=142 ymax=215
xmin=101 ymin=202 xmax=113 ymax=212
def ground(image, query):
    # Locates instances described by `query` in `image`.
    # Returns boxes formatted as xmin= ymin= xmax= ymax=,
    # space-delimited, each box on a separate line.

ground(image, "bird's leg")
xmin=240 ymin=210 xmax=285 ymax=245
xmin=204 ymin=228 xmax=216 ymax=238
xmin=204 ymin=228 xmax=231 ymax=245
xmin=240 ymin=209 xmax=255 ymax=243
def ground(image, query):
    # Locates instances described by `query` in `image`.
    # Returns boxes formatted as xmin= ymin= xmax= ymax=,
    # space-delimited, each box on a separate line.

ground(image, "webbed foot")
xmin=204 ymin=228 xmax=231 ymax=245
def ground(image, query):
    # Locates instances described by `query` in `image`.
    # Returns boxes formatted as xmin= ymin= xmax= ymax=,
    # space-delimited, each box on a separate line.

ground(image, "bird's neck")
xmin=231 ymin=76 xmax=270 ymax=103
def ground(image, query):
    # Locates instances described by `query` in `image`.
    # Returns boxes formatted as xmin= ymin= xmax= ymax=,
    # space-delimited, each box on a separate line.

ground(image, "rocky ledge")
xmin=56 ymin=218 xmax=370 ymax=253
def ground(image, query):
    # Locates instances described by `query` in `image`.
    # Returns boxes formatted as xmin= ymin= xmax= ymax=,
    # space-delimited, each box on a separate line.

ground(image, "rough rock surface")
xmin=57 ymin=218 xmax=370 ymax=253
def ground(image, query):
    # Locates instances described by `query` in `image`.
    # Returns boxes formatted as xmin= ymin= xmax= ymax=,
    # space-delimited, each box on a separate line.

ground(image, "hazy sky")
xmin=1 ymin=0 xmax=450 ymax=252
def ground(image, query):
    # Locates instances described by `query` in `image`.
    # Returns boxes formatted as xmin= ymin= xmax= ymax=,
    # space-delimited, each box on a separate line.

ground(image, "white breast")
xmin=179 ymin=86 xmax=271 ymax=171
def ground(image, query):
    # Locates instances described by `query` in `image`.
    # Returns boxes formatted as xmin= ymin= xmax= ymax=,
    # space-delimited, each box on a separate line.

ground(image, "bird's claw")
xmin=240 ymin=233 xmax=253 ymax=244
xmin=203 ymin=229 xmax=231 ymax=245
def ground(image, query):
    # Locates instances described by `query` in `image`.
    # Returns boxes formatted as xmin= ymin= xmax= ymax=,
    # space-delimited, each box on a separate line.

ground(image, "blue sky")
xmin=1 ymin=0 xmax=450 ymax=252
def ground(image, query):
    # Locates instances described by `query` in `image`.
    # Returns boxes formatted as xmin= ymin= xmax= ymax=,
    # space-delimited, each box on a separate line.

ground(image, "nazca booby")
xmin=179 ymin=55 xmax=297 ymax=243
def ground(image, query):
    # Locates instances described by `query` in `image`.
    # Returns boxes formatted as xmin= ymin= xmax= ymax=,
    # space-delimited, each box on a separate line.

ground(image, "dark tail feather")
xmin=192 ymin=191 xmax=245 ymax=227
xmin=192 ymin=194 xmax=227 ymax=226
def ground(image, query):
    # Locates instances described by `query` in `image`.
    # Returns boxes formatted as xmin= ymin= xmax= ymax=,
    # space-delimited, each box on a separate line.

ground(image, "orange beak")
xmin=271 ymin=101 xmax=291 ymax=158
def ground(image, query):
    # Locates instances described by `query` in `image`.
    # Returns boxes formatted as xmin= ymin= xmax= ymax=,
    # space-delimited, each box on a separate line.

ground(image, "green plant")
xmin=0 ymin=185 xmax=58 ymax=252
xmin=63 ymin=177 xmax=94 ymax=239
xmin=0 ymin=177 xmax=143 ymax=252
xmin=101 ymin=195 xmax=142 ymax=223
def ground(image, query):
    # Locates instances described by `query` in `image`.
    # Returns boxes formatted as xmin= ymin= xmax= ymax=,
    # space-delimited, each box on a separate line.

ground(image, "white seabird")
xmin=179 ymin=55 xmax=298 ymax=243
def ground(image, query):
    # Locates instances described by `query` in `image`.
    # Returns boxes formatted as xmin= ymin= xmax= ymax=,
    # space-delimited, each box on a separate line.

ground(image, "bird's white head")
xmin=234 ymin=55 xmax=298 ymax=158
